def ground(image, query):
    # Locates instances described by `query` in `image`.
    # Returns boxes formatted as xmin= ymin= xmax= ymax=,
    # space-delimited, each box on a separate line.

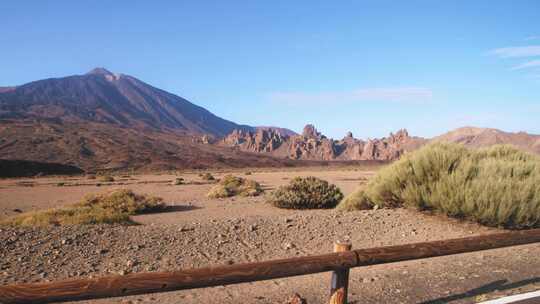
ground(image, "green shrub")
xmin=56 ymin=182 xmax=66 ymax=187
xmin=1 ymin=189 xmax=166 ymax=227
xmin=338 ymin=143 xmax=540 ymax=229
xmin=207 ymin=175 xmax=263 ymax=198
xmin=268 ymin=176 xmax=343 ymax=209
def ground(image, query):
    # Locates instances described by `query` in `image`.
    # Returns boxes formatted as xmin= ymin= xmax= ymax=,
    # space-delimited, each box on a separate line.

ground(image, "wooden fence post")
xmin=329 ymin=240 xmax=352 ymax=304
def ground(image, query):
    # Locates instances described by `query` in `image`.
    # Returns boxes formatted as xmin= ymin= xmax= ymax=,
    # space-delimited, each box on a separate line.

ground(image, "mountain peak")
xmin=86 ymin=67 xmax=114 ymax=76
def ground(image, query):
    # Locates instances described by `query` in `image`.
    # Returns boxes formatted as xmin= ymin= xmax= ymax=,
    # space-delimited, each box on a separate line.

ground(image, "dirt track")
xmin=1 ymin=168 xmax=540 ymax=303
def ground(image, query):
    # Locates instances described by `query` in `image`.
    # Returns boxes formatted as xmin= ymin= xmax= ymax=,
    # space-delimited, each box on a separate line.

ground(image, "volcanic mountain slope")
xmin=222 ymin=124 xmax=427 ymax=161
xmin=0 ymin=68 xmax=250 ymax=137
xmin=434 ymin=126 xmax=540 ymax=154
xmin=0 ymin=120 xmax=300 ymax=172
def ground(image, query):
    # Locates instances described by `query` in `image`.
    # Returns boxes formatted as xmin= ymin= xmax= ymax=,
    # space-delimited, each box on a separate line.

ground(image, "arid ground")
xmin=1 ymin=167 xmax=539 ymax=304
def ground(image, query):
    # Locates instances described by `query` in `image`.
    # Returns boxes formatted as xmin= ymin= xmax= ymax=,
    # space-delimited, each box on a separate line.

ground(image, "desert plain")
xmin=1 ymin=166 xmax=539 ymax=304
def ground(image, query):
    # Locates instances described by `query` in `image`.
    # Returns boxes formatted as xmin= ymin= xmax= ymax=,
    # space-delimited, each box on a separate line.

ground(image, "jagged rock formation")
xmin=222 ymin=124 xmax=426 ymax=161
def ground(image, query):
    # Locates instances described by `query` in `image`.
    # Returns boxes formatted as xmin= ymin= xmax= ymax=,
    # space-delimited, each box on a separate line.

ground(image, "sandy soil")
xmin=1 ymin=167 xmax=540 ymax=304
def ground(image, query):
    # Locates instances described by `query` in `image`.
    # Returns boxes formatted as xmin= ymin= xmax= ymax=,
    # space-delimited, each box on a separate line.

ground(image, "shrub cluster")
xmin=1 ymin=189 xmax=166 ymax=227
xmin=338 ymin=143 xmax=540 ymax=229
xmin=207 ymin=175 xmax=263 ymax=198
xmin=268 ymin=176 xmax=343 ymax=209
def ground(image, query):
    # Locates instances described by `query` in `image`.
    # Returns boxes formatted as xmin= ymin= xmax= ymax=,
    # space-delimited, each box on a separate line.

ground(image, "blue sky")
xmin=1 ymin=1 xmax=539 ymax=138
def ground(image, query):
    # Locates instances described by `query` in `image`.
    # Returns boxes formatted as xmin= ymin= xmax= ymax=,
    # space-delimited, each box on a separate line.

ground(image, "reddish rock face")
xmin=222 ymin=124 xmax=426 ymax=161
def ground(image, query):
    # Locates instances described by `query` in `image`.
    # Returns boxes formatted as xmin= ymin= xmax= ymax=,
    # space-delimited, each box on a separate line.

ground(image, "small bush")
xmin=99 ymin=175 xmax=115 ymax=182
xmin=0 ymin=189 xmax=166 ymax=227
xmin=207 ymin=175 xmax=263 ymax=198
xmin=245 ymin=172 xmax=252 ymax=176
xmin=199 ymin=173 xmax=215 ymax=181
xmin=338 ymin=143 xmax=540 ymax=229
xmin=173 ymin=177 xmax=185 ymax=185
xmin=268 ymin=176 xmax=343 ymax=209
xmin=56 ymin=182 xmax=66 ymax=187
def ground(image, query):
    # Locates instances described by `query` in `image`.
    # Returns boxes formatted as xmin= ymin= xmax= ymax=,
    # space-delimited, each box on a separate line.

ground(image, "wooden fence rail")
xmin=1 ymin=229 xmax=540 ymax=304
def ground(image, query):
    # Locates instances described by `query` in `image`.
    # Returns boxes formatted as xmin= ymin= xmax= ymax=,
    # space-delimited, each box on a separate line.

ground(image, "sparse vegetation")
xmin=245 ymin=171 xmax=252 ymax=175
xmin=207 ymin=175 xmax=263 ymax=198
xmin=199 ymin=172 xmax=215 ymax=181
xmin=338 ymin=143 xmax=540 ymax=229
xmin=56 ymin=182 xmax=65 ymax=187
xmin=99 ymin=175 xmax=115 ymax=182
xmin=0 ymin=189 xmax=166 ymax=227
xmin=173 ymin=177 xmax=185 ymax=185
xmin=268 ymin=176 xmax=343 ymax=209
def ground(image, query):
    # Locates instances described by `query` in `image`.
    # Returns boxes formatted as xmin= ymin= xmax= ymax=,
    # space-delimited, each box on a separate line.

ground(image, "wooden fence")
xmin=1 ymin=229 xmax=540 ymax=304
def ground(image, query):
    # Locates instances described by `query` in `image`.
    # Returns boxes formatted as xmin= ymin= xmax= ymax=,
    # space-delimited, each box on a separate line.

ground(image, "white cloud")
xmin=511 ymin=60 xmax=540 ymax=70
xmin=525 ymin=36 xmax=540 ymax=41
xmin=267 ymin=87 xmax=433 ymax=105
xmin=490 ymin=46 xmax=540 ymax=58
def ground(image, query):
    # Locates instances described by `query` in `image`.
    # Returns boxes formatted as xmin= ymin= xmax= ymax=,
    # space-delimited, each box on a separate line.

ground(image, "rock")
xmin=362 ymin=277 xmax=375 ymax=283
xmin=126 ymin=260 xmax=137 ymax=268
xmin=282 ymin=293 xmax=307 ymax=304
xmin=179 ymin=226 xmax=194 ymax=232
xmin=248 ymin=225 xmax=257 ymax=232
xmin=283 ymin=242 xmax=295 ymax=250
xmin=302 ymin=124 xmax=321 ymax=138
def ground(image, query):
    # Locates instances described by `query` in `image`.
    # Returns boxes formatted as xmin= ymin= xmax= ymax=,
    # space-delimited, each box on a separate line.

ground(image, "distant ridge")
xmin=434 ymin=126 xmax=540 ymax=154
xmin=0 ymin=87 xmax=15 ymax=93
xmin=221 ymin=125 xmax=540 ymax=161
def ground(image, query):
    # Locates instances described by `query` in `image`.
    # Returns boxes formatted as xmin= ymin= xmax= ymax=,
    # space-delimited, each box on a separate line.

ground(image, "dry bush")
xmin=1 ymin=189 xmax=166 ymax=227
xmin=338 ymin=142 xmax=540 ymax=229
xmin=268 ymin=176 xmax=343 ymax=209
xmin=207 ymin=175 xmax=263 ymax=198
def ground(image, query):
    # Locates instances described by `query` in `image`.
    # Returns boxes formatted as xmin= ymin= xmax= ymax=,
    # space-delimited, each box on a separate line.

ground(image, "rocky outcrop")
xmin=221 ymin=124 xmax=426 ymax=161
xmin=222 ymin=129 xmax=287 ymax=153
